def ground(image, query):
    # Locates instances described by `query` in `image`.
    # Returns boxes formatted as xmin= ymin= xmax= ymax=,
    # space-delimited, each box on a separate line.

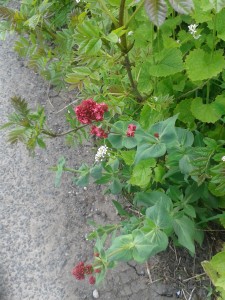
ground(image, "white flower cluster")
xmin=222 ymin=156 xmax=225 ymax=162
xmin=188 ymin=24 xmax=201 ymax=40
xmin=95 ymin=145 xmax=109 ymax=162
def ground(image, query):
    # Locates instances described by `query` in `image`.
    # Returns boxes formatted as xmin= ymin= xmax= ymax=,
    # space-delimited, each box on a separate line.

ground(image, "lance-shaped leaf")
xmin=145 ymin=0 xmax=167 ymax=27
xmin=168 ymin=0 xmax=194 ymax=14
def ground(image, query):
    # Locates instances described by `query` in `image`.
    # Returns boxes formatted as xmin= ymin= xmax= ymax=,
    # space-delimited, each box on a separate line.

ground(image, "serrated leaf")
xmin=168 ymin=0 xmax=194 ymax=14
xmin=185 ymin=49 xmax=225 ymax=81
xmin=85 ymin=38 xmax=102 ymax=55
xmin=149 ymin=48 xmax=184 ymax=77
xmin=145 ymin=0 xmax=167 ymax=27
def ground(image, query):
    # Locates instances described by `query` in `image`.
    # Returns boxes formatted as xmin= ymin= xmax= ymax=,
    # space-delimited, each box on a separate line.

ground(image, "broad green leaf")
xmin=191 ymin=97 xmax=224 ymax=123
xmin=107 ymin=234 xmax=134 ymax=261
xmin=135 ymin=142 xmax=166 ymax=164
xmin=149 ymin=48 xmax=184 ymax=77
xmin=135 ymin=190 xmax=173 ymax=208
xmin=175 ymin=128 xmax=194 ymax=147
xmin=132 ymin=229 xmax=168 ymax=262
xmin=110 ymin=178 xmax=123 ymax=194
xmin=129 ymin=158 xmax=156 ymax=188
xmin=120 ymin=150 xmax=136 ymax=166
xmin=146 ymin=197 xmax=173 ymax=229
xmin=179 ymin=154 xmax=194 ymax=174
xmin=145 ymin=0 xmax=167 ymax=27
xmin=173 ymin=215 xmax=195 ymax=254
xmin=185 ymin=49 xmax=225 ymax=81
xmin=168 ymin=0 xmax=194 ymax=14
xmin=174 ymin=98 xmax=196 ymax=128
xmin=149 ymin=115 xmax=178 ymax=148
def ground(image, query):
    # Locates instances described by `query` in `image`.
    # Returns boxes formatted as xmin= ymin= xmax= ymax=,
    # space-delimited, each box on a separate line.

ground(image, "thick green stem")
xmin=42 ymin=124 xmax=88 ymax=137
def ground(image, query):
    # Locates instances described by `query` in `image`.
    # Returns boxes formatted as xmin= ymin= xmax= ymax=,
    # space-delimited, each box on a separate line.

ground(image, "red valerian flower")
xmin=126 ymin=124 xmax=137 ymax=137
xmin=72 ymin=262 xmax=85 ymax=280
xmin=75 ymin=98 xmax=108 ymax=124
xmin=89 ymin=276 xmax=96 ymax=285
xmin=94 ymin=268 xmax=101 ymax=273
xmin=154 ymin=133 xmax=159 ymax=138
xmin=84 ymin=264 xmax=93 ymax=275
xmin=90 ymin=125 xmax=108 ymax=138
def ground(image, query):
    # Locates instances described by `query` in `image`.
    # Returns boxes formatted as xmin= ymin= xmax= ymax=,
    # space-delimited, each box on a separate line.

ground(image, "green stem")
xmin=118 ymin=0 xmax=143 ymax=102
xmin=98 ymin=0 xmax=118 ymax=27
xmin=206 ymin=81 xmax=210 ymax=104
xmin=42 ymin=124 xmax=88 ymax=137
xmin=125 ymin=0 xmax=145 ymax=27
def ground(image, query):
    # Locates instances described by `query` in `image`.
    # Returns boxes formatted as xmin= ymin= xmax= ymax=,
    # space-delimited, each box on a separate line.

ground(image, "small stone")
xmin=83 ymin=187 xmax=87 ymax=191
xmin=93 ymin=289 xmax=99 ymax=298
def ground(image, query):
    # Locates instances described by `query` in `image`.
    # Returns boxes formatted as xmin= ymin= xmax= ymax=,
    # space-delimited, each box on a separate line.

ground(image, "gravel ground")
xmin=0 ymin=26 xmax=200 ymax=300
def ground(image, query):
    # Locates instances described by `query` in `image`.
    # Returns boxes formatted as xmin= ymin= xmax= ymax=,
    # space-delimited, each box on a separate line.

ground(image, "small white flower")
xmin=222 ymin=156 xmax=225 ymax=162
xmin=176 ymin=40 xmax=180 ymax=44
xmin=95 ymin=145 xmax=109 ymax=162
xmin=188 ymin=24 xmax=201 ymax=40
xmin=128 ymin=31 xmax=133 ymax=36
xmin=76 ymin=0 xmax=80 ymax=2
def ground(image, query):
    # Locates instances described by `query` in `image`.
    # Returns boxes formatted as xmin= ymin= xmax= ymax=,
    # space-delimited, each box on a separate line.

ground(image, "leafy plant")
xmin=1 ymin=0 xmax=225 ymax=292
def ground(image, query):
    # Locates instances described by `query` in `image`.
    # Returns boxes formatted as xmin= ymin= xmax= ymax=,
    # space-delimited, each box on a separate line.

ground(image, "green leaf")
xmin=185 ymin=49 xmax=225 ymax=81
xmin=132 ymin=229 xmax=168 ymax=262
xmin=107 ymin=234 xmax=134 ymax=261
xmin=168 ymin=0 xmax=194 ymax=14
xmin=110 ymin=178 xmax=123 ymax=194
xmin=202 ymin=250 xmax=225 ymax=291
xmin=112 ymin=200 xmax=131 ymax=216
xmin=129 ymin=158 xmax=156 ymax=188
xmin=174 ymin=98 xmax=196 ymax=128
xmin=120 ymin=150 xmax=136 ymax=166
xmin=173 ymin=215 xmax=195 ymax=254
xmin=135 ymin=142 xmax=166 ymax=164
xmin=55 ymin=156 xmax=66 ymax=188
xmin=135 ymin=190 xmax=173 ymax=208
xmin=145 ymin=0 xmax=167 ymax=27
xmin=149 ymin=115 xmax=178 ymax=148
xmin=191 ymin=97 xmax=224 ymax=123
xmin=179 ymin=154 xmax=194 ymax=175
xmin=149 ymin=48 xmax=184 ymax=77
xmin=85 ymin=38 xmax=102 ymax=55
xmin=146 ymin=197 xmax=173 ymax=229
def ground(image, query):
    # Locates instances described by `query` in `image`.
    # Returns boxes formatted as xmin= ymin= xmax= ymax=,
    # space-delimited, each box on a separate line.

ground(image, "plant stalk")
xmin=118 ymin=0 xmax=143 ymax=102
xmin=42 ymin=124 xmax=88 ymax=137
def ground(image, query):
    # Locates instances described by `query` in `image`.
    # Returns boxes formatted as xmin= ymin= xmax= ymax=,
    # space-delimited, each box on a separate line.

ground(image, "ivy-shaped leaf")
xmin=145 ymin=0 xmax=167 ymax=27
xmin=149 ymin=48 xmax=184 ymax=77
xmin=185 ymin=49 xmax=225 ymax=81
xmin=191 ymin=97 xmax=224 ymax=123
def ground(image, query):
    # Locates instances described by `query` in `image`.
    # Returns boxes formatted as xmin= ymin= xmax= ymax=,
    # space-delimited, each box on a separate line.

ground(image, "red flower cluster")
xmin=72 ymin=262 xmax=95 ymax=284
xmin=126 ymin=124 xmax=136 ymax=137
xmin=154 ymin=133 xmax=159 ymax=138
xmin=75 ymin=98 xmax=108 ymax=124
xmin=91 ymin=125 xmax=108 ymax=138
xmin=72 ymin=262 xmax=85 ymax=280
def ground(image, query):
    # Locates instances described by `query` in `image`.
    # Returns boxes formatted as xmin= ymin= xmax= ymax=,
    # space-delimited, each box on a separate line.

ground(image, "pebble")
xmin=93 ymin=289 xmax=99 ymax=299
